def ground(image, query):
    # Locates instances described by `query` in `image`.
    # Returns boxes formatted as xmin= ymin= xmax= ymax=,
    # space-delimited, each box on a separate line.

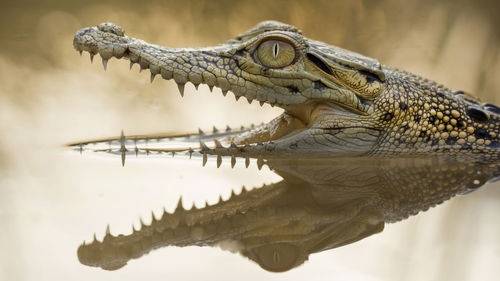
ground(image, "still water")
xmin=1 ymin=1 xmax=500 ymax=280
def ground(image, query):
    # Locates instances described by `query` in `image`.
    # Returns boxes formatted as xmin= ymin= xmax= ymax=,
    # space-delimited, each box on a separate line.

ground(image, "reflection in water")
xmin=77 ymin=157 xmax=499 ymax=272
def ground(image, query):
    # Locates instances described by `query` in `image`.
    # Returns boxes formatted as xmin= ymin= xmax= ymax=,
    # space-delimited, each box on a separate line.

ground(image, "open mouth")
xmin=69 ymin=22 xmax=383 ymax=162
xmin=69 ymin=23 xmax=319 ymax=162
xmin=67 ymin=66 xmax=316 ymax=166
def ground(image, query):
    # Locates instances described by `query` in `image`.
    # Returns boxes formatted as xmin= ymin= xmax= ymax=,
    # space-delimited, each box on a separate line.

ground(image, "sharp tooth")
xmin=106 ymin=224 xmax=111 ymax=235
xmin=259 ymin=101 xmax=265 ymax=106
xmin=150 ymin=73 xmax=156 ymax=83
xmin=257 ymin=157 xmax=264 ymax=170
xmin=212 ymin=126 xmax=219 ymax=133
xmin=209 ymin=85 xmax=214 ymax=92
xmin=121 ymin=149 xmax=126 ymax=166
xmin=235 ymin=95 xmax=240 ymax=101
xmin=270 ymin=103 xmax=275 ymax=107
xmin=231 ymin=155 xmax=236 ymax=168
xmin=216 ymin=155 xmax=222 ymax=168
xmin=175 ymin=196 xmax=183 ymax=212
xmin=245 ymin=157 xmax=250 ymax=168
xmin=202 ymin=152 xmax=207 ymax=166
xmin=200 ymin=141 xmax=209 ymax=151
xmin=194 ymin=83 xmax=199 ymax=90
xmin=214 ymin=139 xmax=222 ymax=148
xmin=177 ymin=83 xmax=185 ymax=97
xmin=226 ymin=125 xmax=231 ymax=132
xmin=230 ymin=142 xmax=237 ymax=148
xmin=222 ymin=90 xmax=228 ymax=96
xmin=90 ymin=53 xmax=95 ymax=63
xmin=129 ymin=61 xmax=134 ymax=70
xmin=247 ymin=98 xmax=253 ymax=104
xmin=102 ymin=58 xmax=108 ymax=71
xmin=198 ymin=128 xmax=205 ymax=135
xmin=188 ymin=148 xmax=193 ymax=159
xmin=79 ymin=50 xmax=83 ymax=56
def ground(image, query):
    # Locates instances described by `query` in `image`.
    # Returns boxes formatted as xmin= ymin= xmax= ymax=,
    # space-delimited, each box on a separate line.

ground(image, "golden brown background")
xmin=1 ymin=0 xmax=500 ymax=280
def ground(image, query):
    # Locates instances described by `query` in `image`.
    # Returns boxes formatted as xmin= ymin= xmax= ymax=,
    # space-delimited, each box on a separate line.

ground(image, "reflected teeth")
xmin=150 ymin=73 xmax=156 ymax=83
xmin=202 ymin=152 xmax=207 ymax=166
xmin=257 ymin=157 xmax=264 ymax=170
xmin=231 ymin=155 xmax=236 ymax=168
xmin=216 ymin=155 xmax=222 ymax=168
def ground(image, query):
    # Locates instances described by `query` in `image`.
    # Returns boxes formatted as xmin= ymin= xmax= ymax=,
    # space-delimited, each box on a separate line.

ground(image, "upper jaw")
xmin=73 ymin=22 xmax=374 ymax=117
xmin=73 ymin=22 xmax=311 ymax=109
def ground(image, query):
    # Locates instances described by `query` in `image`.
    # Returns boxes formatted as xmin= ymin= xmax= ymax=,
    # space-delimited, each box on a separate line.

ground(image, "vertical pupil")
xmin=273 ymin=43 xmax=279 ymax=57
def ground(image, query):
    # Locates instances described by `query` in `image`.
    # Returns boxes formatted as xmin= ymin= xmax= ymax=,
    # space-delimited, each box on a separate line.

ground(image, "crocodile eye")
xmin=256 ymin=40 xmax=295 ymax=68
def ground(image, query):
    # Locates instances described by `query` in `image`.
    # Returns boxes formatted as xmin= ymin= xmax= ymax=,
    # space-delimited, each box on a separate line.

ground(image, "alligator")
xmin=77 ymin=157 xmax=500 ymax=272
xmin=71 ymin=21 xmax=500 ymax=161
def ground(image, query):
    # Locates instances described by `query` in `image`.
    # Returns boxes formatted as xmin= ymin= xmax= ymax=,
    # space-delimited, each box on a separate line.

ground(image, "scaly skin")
xmin=71 ymin=21 xmax=500 ymax=160
xmin=77 ymin=157 xmax=500 ymax=272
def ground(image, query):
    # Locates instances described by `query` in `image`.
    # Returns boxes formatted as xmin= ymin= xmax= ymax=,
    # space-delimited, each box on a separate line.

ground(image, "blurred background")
xmin=1 ymin=0 xmax=499 ymax=280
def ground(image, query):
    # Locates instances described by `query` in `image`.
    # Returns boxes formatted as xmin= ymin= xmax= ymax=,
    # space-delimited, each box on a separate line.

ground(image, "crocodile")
xmin=71 ymin=21 xmax=500 ymax=161
xmin=77 ymin=157 xmax=500 ymax=272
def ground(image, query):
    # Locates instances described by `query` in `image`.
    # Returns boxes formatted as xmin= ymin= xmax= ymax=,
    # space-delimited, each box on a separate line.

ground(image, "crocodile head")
xmin=72 ymin=21 xmax=500 ymax=159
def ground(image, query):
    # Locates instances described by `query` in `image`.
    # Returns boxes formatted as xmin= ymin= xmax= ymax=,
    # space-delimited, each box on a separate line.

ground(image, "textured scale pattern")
xmin=71 ymin=21 xmax=500 ymax=161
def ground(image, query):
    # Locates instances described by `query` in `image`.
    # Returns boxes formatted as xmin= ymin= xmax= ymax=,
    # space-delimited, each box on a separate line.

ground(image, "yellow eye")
xmin=256 ymin=40 xmax=295 ymax=68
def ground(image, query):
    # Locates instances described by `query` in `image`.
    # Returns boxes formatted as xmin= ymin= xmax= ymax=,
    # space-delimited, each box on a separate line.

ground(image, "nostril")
xmin=97 ymin=22 xmax=125 ymax=36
